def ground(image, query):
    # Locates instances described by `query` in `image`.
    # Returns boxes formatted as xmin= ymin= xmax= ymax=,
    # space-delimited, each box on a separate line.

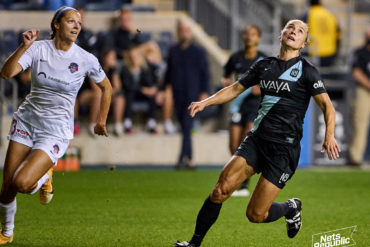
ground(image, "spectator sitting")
xmin=75 ymin=6 xmax=99 ymax=57
xmin=121 ymin=46 xmax=158 ymax=134
xmin=103 ymin=6 xmax=143 ymax=60
xmin=138 ymin=33 xmax=174 ymax=135
xmin=304 ymin=0 xmax=340 ymax=67
xmin=100 ymin=49 xmax=124 ymax=136
xmin=103 ymin=6 xmax=162 ymax=63
xmin=74 ymin=79 xmax=101 ymax=137
xmin=156 ymin=80 xmax=176 ymax=135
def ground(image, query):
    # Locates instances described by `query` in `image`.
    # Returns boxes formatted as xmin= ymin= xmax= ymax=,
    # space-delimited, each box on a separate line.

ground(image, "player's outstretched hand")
xmin=22 ymin=30 xmax=39 ymax=47
xmin=321 ymin=136 xmax=341 ymax=160
xmin=188 ymin=101 xmax=206 ymax=118
xmin=94 ymin=123 xmax=108 ymax=137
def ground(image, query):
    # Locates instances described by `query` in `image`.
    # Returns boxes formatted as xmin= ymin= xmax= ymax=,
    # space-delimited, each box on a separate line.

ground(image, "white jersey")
xmin=16 ymin=40 xmax=106 ymax=139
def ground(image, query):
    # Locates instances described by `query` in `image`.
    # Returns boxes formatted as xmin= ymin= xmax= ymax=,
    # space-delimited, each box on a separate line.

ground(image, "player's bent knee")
xmin=211 ymin=184 xmax=232 ymax=203
xmin=13 ymin=177 xmax=34 ymax=194
xmin=246 ymin=208 xmax=266 ymax=223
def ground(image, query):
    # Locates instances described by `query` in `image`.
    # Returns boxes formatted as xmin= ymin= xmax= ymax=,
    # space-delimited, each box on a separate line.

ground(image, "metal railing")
xmin=175 ymin=0 xmax=282 ymax=54
xmin=0 ymin=78 xmax=18 ymax=146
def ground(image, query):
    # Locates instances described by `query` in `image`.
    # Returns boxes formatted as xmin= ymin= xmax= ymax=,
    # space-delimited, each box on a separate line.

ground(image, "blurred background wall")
xmin=0 ymin=0 xmax=369 ymax=168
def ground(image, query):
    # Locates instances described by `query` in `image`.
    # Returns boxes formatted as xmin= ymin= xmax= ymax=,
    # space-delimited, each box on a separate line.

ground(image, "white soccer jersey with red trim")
xmin=16 ymin=40 xmax=106 ymax=139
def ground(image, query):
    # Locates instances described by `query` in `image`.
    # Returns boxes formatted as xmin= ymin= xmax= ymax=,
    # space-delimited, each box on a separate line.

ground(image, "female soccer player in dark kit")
xmin=174 ymin=19 xmax=340 ymax=247
xmin=0 ymin=6 xmax=112 ymax=244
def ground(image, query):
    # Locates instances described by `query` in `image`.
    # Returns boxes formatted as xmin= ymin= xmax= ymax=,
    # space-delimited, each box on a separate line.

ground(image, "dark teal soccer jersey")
xmin=238 ymin=56 xmax=327 ymax=145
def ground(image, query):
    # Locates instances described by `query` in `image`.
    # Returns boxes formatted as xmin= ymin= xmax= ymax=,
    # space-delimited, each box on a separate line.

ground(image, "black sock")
xmin=190 ymin=196 xmax=222 ymax=246
xmin=239 ymin=179 xmax=249 ymax=189
xmin=263 ymin=201 xmax=294 ymax=223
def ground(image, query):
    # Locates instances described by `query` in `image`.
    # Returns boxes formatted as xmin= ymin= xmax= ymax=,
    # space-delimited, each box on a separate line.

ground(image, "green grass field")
xmin=5 ymin=169 xmax=370 ymax=247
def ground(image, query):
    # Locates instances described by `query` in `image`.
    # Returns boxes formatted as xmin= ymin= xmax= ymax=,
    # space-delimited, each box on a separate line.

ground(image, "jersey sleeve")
xmin=223 ymin=55 xmax=234 ymax=77
xmin=238 ymin=60 xmax=260 ymax=88
xmin=18 ymin=42 xmax=39 ymax=71
xmin=304 ymin=64 xmax=327 ymax=96
xmin=351 ymin=49 xmax=366 ymax=70
xmin=86 ymin=53 xmax=106 ymax=83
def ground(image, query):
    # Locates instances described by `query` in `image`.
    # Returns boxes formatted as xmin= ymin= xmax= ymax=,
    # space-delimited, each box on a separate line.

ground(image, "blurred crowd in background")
xmin=0 ymin=0 xmax=369 ymax=166
xmin=0 ymin=0 xmax=130 ymax=11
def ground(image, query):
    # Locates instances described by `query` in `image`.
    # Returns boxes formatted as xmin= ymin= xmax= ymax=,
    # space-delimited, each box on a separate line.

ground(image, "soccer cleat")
xmin=40 ymin=168 xmax=53 ymax=205
xmin=164 ymin=120 xmax=176 ymax=135
xmin=174 ymin=241 xmax=198 ymax=247
xmin=88 ymin=123 xmax=96 ymax=138
xmin=113 ymin=123 xmax=123 ymax=137
xmin=285 ymin=198 xmax=302 ymax=238
xmin=148 ymin=127 xmax=158 ymax=135
xmin=0 ymin=232 xmax=13 ymax=245
xmin=124 ymin=128 xmax=134 ymax=135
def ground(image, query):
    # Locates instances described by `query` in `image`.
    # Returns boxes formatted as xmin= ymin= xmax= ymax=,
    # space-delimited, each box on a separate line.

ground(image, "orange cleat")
xmin=40 ymin=168 xmax=53 ymax=205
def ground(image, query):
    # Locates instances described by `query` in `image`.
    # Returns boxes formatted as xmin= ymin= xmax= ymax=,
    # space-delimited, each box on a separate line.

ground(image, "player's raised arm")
xmin=313 ymin=92 xmax=341 ymax=160
xmin=188 ymin=81 xmax=246 ymax=118
xmin=0 ymin=29 xmax=39 ymax=79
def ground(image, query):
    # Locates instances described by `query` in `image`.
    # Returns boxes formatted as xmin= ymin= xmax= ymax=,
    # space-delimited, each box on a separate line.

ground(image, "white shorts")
xmin=7 ymin=118 xmax=69 ymax=165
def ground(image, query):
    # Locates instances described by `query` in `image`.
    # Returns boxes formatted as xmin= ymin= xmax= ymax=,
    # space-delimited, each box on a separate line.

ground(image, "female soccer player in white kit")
xmin=0 ymin=6 xmax=112 ymax=244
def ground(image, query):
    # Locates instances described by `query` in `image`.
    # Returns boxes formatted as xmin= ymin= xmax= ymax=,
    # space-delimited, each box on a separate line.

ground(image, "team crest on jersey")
xmin=53 ymin=144 xmax=60 ymax=154
xmin=290 ymin=68 xmax=299 ymax=77
xmin=68 ymin=62 xmax=79 ymax=73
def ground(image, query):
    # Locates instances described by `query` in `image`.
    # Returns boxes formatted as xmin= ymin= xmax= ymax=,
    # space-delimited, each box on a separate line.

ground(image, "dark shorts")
xmin=235 ymin=134 xmax=301 ymax=189
xmin=230 ymin=95 xmax=260 ymax=126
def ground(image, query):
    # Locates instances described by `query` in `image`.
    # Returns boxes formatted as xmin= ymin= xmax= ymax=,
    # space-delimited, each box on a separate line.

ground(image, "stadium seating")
xmin=159 ymin=31 xmax=173 ymax=44
xmin=127 ymin=4 xmax=155 ymax=12
xmin=16 ymin=29 xmax=26 ymax=45
xmin=85 ymin=2 xmax=116 ymax=11
xmin=0 ymin=28 xmax=173 ymax=57
xmin=157 ymin=31 xmax=173 ymax=59
xmin=0 ymin=30 xmax=18 ymax=60
xmin=139 ymin=31 xmax=152 ymax=43
xmin=0 ymin=27 xmax=174 ymax=126
xmin=157 ymin=40 xmax=171 ymax=59
xmin=38 ymin=30 xmax=51 ymax=40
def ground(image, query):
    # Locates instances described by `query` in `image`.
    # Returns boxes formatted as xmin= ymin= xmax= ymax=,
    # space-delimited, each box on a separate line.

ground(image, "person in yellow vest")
xmin=306 ymin=0 xmax=340 ymax=67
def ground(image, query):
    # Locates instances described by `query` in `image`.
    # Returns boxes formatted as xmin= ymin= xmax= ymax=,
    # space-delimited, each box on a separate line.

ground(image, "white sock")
xmin=124 ymin=118 xmax=132 ymax=129
xmin=147 ymin=118 xmax=156 ymax=129
xmin=164 ymin=120 xmax=175 ymax=134
xmin=89 ymin=123 xmax=95 ymax=134
xmin=0 ymin=199 xmax=17 ymax=237
xmin=114 ymin=122 xmax=123 ymax=135
xmin=29 ymin=172 xmax=49 ymax=195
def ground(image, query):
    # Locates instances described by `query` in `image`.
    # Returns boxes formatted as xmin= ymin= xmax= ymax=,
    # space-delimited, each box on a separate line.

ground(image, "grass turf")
xmin=5 ymin=169 xmax=370 ymax=247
